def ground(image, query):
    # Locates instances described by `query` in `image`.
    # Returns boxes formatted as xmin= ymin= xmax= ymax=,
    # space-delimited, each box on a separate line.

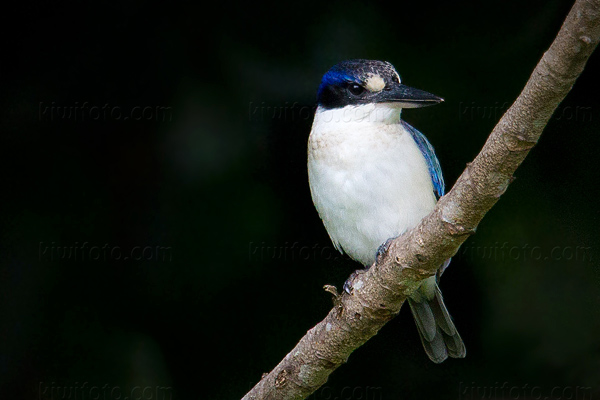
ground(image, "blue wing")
xmin=401 ymin=120 xmax=445 ymax=199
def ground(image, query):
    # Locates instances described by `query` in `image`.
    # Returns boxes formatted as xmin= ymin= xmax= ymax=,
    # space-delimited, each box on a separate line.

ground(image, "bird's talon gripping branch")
xmin=376 ymin=237 xmax=395 ymax=263
xmin=343 ymin=270 xmax=367 ymax=294
xmin=342 ymin=275 xmax=355 ymax=295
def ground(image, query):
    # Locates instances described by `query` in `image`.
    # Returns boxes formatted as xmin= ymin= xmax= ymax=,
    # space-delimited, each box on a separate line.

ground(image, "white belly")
xmin=308 ymin=106 xmax=437 ymax=266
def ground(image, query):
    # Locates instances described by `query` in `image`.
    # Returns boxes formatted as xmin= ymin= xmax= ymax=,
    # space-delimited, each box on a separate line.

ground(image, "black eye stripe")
xmin=348 ymin=83 xmax=365 ymax=96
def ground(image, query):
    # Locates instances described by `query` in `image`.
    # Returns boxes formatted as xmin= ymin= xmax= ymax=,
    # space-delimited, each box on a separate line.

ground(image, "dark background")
xmin=2 ymin=0 xmax=600 ymax=399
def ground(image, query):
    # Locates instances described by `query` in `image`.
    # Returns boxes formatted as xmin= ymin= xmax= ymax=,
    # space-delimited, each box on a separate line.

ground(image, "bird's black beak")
xmin=375 ymin=84 xmax=444 ymax=108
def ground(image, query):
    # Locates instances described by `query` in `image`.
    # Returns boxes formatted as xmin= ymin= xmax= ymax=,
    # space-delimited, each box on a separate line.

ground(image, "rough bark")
xmin=242 ymin=1 xmax=600 ymax=399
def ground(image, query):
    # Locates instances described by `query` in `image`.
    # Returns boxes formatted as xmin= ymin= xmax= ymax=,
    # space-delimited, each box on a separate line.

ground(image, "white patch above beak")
xmin=365 ymin=74 xmax=386 ymax=92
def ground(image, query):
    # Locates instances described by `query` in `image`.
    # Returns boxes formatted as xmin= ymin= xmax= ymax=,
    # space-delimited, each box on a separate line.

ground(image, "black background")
xmin=2 ymin=1 xmax=600 ymax=399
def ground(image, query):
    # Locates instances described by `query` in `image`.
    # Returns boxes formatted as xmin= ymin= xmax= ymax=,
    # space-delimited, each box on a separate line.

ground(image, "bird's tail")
xmin=407 ymin=279 xmax=466 ymax=363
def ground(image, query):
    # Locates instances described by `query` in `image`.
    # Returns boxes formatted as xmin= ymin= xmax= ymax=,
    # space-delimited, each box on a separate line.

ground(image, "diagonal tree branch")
xmin=242 ymin=1 xmax=600 ymax=399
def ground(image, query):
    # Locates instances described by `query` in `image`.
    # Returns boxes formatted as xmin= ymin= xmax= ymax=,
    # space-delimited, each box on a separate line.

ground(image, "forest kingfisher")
xmin=307 ymin=59 xmax=465 ymax=363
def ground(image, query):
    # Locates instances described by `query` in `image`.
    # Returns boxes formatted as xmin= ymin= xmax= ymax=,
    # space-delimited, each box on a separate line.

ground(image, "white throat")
xmin=313 ymin=103 xmax=402 ymax=126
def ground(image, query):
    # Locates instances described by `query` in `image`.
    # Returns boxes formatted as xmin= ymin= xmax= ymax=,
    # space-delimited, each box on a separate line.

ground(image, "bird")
xmin=307 ymin=59 xmax=465 ymax=363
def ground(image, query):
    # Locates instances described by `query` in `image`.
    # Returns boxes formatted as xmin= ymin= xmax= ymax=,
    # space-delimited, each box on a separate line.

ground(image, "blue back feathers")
xmin=401 ymin=120 xmax=445 ymax=199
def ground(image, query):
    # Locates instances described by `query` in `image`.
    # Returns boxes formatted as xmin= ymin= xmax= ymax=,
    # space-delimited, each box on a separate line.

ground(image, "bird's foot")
xmin=343 ymin=269 xmax=367 ymax=294
xmin=376 ymin=237 xmax=395 ymax=263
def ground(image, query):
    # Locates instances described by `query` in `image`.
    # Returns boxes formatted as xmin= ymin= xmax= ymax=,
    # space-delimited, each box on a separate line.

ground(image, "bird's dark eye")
xmin=348 ymin=83 xmax=365 ymax=96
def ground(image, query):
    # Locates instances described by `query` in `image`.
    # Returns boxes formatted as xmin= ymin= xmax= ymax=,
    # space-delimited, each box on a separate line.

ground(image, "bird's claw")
xmin=343 ymin=273 xmax=356 ymax=294
xmin=376 ymin=237 xmax=395 ymax=263
xmin=343 ymin=269 xmax=367 ymax=294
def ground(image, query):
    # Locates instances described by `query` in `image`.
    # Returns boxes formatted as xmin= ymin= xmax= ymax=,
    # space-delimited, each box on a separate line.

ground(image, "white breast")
xmin=308 ymin=104 xmax=437 ymax=266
